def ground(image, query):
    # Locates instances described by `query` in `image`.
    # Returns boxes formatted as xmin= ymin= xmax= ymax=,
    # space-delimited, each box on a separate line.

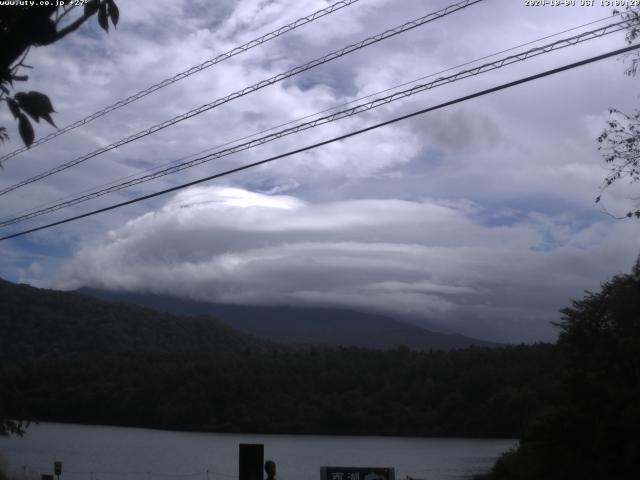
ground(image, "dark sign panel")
xmin=239 ymin=444 xmax=264 ymax=480
xmin=321 ymin=467 xmax=395 ymax=480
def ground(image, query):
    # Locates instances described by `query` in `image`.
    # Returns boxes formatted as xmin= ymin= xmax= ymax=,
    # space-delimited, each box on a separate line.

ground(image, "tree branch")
xmin=56 ymin=5 xmax=76 ymax=25
xmin=48 ymin=2 xmax=105 ymax=44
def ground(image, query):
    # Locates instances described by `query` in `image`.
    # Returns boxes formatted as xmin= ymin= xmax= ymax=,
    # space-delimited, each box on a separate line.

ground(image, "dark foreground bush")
xmin=479 ymin=261 xmax=640 ymax=479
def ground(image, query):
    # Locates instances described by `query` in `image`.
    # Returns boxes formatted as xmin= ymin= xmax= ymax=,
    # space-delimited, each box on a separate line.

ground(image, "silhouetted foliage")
xmin=479 ymin=260 xmax=640 ymax=479
xmin=0 ymin=0 xmax=118 ymax=149
xmin=616 ymin=8 xmax=640 ymax=77
xmin=0 ymin=278 xmax=273 ymax=359
xmin=596 ymin=8 xmax=640 ymax=218
xmin=597 ymin=107 xmax=640 ymax=219
xmin=0 ymin=419 xmax=24 ymax=437
xmin=0 ymin=345 xmax=560 ymax=438
xmin=0 ymin=345 xmax=27 ymax=437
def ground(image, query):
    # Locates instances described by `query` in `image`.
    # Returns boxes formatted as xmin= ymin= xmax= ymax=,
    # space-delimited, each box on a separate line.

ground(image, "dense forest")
xmin=1 ymin=344 xmax=559 ymax=438
xmin=0 ymin=277 xmax=558 ymax=438
xmin=479 ymin=261 xmax=640 ymax=479
xmin=0 ymin=278 xmax=273 ymax=359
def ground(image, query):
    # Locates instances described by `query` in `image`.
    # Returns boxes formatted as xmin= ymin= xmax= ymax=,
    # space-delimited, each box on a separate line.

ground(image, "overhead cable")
xmin=2 ymin=43 xmax=638 ymax=242
xmin=0 ymin=18 xmax=629 ymax=228
xmin=2 ymin=10 xmax=626 ymax=225
xmin=0 ymin=0 xmax=485 ymax=197
xmin=0 ymin=0 xmax=361 ymax=164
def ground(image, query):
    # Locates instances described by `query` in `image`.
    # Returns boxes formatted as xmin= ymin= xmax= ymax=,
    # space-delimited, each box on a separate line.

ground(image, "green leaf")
xmin=98 ymin=2 xmax=109 ymax=32
xmin=28 ymin=91 xmax=55 ymax=114
xmin=84 ymin=0 xmax=99 ymax=16
xmin=18 ymin=114 xmax=34 ymax=148
xmin=6 ymin=97 xmax=21 ymax=119
xmin=14 ymin=91 xmax=55 ymax=125
xmin=0 ymin=67 xmax=12 ymax=84
xmin=41 ymin=113 xmax=57 ymax=128
xmin=32 ymin=18 xmax=57 ymax=46
xmin=107 ymin=0 xmax=120 ymax=27
xmin=15 ymin=92 xmax=38 ymax=122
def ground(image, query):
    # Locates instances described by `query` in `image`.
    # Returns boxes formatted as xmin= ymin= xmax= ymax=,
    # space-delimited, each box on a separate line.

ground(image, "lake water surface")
xmin=0 ymin=423 xmax=515 ymax=480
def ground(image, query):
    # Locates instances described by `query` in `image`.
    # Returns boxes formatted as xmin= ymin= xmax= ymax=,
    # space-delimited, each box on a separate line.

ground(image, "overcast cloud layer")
xmin=1 ymin=0 xmax=640 ymax=342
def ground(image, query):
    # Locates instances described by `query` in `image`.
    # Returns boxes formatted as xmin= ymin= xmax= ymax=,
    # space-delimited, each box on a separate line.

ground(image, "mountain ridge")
xmin=0 ymin=278 xmax=272 ymax=359
xmin=78 ymin=287 xmax=500 ymax=350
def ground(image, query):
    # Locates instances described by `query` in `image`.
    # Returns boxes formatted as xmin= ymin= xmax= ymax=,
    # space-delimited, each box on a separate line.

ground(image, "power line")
xmin=1 ymin=11 xmax=626 ymax=225
xmin=0 ymin=0 xmax=361 ymax=165
xmin=2 ymin=43 xmax=638 ymax=242
xmin=0 ymin=0 xmax=485 ymax=198
xmin=0 ymin=18 xmax=628 ymax=229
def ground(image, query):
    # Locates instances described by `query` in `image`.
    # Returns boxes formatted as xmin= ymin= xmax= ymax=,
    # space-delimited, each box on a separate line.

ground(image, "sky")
xmin=1 ymin=0 xmax=639 ymax=343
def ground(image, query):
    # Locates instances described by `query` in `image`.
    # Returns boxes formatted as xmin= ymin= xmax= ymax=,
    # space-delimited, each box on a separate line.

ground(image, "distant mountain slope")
xmin=79 ymin=287 xmax=499 ymax=350
xmin=0 ymin=278 xmax=271 ymax=359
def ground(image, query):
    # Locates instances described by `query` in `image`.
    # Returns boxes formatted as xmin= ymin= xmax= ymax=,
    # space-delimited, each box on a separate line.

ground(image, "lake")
xmin=0 ymin=423 xmax=515 ymax=480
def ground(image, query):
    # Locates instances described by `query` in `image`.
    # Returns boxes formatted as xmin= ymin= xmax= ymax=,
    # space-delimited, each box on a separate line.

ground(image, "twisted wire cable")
xmin=1 ymin=10 xmax=624 ymax=224
xmin=0 ymin=0 xmax=361 ymax=164
xmin=2 ymin=43 xmax=639 ymax=242
xmin=0 ymin=18 xmax=628 ymax=229
xmin=0 ymin=0 xmax=485 ymax=197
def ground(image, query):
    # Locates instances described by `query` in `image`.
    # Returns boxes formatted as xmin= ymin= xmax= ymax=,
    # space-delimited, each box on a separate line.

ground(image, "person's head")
xmin=265 ymin=461 xmax=276 ymax=478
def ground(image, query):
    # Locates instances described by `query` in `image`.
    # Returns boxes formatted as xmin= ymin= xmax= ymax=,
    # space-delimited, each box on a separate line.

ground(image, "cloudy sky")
xmin=1 ymin=0 xmax=639 ymax=342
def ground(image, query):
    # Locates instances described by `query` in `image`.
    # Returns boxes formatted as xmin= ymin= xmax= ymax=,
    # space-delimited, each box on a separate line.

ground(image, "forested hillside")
xmin=0 ymin=278 xmax=271 ymax=358
xmin=79 ymin=288 xmax=498 ymax=350
xmin=0 ymin=276 xmax=560 ymax=439
xmin=1 ymin=345 xmax=560 ymax=438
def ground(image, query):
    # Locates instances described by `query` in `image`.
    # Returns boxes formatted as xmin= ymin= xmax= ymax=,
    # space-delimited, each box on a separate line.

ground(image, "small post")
xmin=54 ymin=461 xmax=62 ymax=480
xmin=239 ymin=444 xmax=264 ymax=480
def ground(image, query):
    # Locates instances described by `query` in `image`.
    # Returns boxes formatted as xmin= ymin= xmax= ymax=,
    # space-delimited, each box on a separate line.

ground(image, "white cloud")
xmin=50 ymin=186 xmax=640 ymax=343
xmin=2 ymin=0 xmax=639 ymax=344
